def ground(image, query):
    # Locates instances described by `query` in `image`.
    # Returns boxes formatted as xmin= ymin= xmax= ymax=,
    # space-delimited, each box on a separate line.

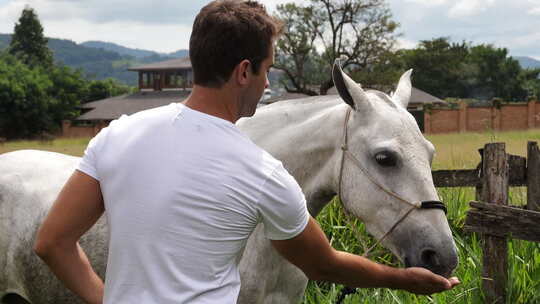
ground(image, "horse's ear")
xmin=392 ymin=69 xmax=413 ymax=108
xmin=332 ymin=59 xmax=370 ymax=111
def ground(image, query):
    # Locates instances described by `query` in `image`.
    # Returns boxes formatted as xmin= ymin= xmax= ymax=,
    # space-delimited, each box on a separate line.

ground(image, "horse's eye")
xmin=374 ymin=152 xmax=397 ymax=167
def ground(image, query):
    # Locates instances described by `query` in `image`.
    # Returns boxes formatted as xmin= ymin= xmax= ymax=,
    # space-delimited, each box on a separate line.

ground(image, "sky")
xmin=0 ymin=0 xmax=539 ymax=59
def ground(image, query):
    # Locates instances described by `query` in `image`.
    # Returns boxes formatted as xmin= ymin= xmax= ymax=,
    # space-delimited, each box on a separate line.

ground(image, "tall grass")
xmin=304 ymin=130 xmax=540 ymax=304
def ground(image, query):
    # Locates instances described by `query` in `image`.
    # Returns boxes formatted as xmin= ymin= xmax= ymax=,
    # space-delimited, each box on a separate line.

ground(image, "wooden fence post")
xmin=479 ymin=143 xmax=509 ymax=303
xmin=527 ymin=141 xmax=540 ymax=212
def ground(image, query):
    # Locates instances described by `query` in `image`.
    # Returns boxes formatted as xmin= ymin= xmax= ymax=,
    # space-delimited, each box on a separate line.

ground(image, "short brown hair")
xmin=189 ymin=0 xmax=283 ymax=88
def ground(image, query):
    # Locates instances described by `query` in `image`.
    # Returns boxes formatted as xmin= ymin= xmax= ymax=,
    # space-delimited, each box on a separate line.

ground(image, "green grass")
xmin=2 ymin=130 xmax=540 ymax=303
xmin=0 ymin=137 xmax=90 ymax=156
xmin=427 ymin=129 xmax=540 ymax=169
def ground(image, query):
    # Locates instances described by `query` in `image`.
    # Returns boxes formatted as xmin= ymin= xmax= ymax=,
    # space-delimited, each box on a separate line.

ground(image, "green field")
xmin=1 ymin=130 xmax=539 ymax=303
xmin=0 ymin=137 xmax=90 ymax=156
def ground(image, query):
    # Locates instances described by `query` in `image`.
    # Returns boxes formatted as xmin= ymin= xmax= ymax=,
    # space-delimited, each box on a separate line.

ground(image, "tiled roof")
xmin=77 ymin=90 xmax=190 ymax=121
xmin=128 ymin=57 xmax=192 ymax=71
xmin=410 ymin=87 xmax=446 ymax=105
xmin=326 ymin=86 xmax=446 ymax=105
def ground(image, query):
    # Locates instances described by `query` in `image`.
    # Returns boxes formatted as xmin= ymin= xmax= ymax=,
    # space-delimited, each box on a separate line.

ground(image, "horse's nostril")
xmin=421 ymin=249 xmax=439 ymax=267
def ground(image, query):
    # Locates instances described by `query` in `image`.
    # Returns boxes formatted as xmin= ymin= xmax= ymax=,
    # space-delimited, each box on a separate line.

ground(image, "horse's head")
xmin=332 ymin=61 xmax=458 ymax=277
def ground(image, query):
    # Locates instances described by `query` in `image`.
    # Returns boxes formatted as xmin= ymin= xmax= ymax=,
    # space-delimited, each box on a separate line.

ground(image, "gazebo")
xmin=128 ymin=57 xmax=194 ymax=91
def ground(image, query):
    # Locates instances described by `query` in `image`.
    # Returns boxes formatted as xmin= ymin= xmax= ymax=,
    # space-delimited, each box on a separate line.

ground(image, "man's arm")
xmin=34 ymin=170 xmax=105 ymax=304
xmin=271 ymin=217 xmax=460 ymax=295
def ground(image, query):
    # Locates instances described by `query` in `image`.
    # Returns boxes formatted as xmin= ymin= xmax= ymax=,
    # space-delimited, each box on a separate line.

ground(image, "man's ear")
xmin=236 ymin=59 xmax=251 ymax=86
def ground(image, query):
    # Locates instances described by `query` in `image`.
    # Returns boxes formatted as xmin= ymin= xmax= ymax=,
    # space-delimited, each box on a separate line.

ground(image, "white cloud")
xmin=396 ymin=38 xmax=417 ymax=50
xmin=529 ymin=6 xmax=540 ymax=15
xmin=263 ymin=0 xmax=309 ymax=11
xmin=403 ymin=0 xmax=448 ymax=6
xmin=448 ymin=0 xmax=495 ymax=18
xmin=500 ymin=31 xmax=540 ymax=50
xmin=45 ymin=19 xmax=192 ymax=53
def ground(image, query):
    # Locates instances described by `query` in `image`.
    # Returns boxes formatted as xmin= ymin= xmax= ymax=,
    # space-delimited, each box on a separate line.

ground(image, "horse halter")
xmin=337 ymin=107 xmax=446 ymax=257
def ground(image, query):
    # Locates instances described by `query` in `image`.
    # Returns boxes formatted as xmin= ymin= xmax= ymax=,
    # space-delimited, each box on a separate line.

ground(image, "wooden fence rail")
xmin=466 ymin=201 xmax=540 ymax=243
xmin=432 ymin=154 xmax=527 ymax=188
xmin=430 ymin=141 xmax=540 ymax=303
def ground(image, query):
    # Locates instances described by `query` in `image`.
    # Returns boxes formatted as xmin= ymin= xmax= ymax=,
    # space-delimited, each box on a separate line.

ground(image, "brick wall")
xmin=427 ymin=109 xmax=459 ymax=133
xmin=466 ymin=107 xmax=493 ymax=132
xmin=501 ymin=105 xmax=528 ymax=130
xmin=425 ymin=101 xmax=540 ymax=134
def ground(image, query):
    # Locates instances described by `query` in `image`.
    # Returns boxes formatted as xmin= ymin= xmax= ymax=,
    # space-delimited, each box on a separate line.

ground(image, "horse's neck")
xmin=243 ymin=98 xmax=347 ymax=216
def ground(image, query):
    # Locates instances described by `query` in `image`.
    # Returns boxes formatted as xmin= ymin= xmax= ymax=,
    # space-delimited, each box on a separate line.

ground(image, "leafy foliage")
xmin=396 ymin=37 xmax=540 ymax=101
xmin=275 ymin=3 xmax=325 ymax=96
xmin=274 ymin=0 xmax=399 ymax=95
xmin=8 ymin=7 xmax=53 ymax=68
xmin=398 ymin=38 xmax=469 ymax=98
xmin=0 ymin=54 xmax=133 ymax=139
xmin=0 ymin=53 xmax=53 ymax=138
xmin=85 ymin=78 xmax=133 ymax=103
xmin=467 ymin=45 xmax=526 ymax=101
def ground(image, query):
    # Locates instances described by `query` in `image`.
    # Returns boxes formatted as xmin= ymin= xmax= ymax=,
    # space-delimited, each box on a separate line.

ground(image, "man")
xmin=34 ymin=1 xmax=459 ymax=303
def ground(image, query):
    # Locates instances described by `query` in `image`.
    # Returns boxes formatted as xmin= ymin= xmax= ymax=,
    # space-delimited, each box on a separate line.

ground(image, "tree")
xmin=466 ymin=45 xmax=527 ymax=101
xmin=399 ymin=37 xmax=469 ymax=98
xmin=47 ymin=66 xmax=87 ymax=125
xmin=349 ymin=49 xmax=404 ymax=91
xmin=274 ymin=3 xmax=324 ymax=96
xmin=9 ymin=6 xmax=53 ymax=68
xmin=0 ymin=53 xmax=53 ymax=139
xmin=274 ymin=0 xmax=399 ymax=95
xmin=521 ymin=68 xmax=540 ymax=99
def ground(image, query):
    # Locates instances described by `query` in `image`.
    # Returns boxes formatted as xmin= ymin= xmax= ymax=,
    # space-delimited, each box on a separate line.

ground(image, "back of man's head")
xmin=189 ymin=0 xmax=282 ymax=88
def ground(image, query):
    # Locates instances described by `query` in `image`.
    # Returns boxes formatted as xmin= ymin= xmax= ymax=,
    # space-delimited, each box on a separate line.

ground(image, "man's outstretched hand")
xmin=398 ymin=267 xmax=460 ymax=295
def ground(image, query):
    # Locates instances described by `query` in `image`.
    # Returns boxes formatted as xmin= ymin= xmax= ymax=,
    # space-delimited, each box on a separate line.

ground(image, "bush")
xmin=0 ymin=54 xmax=94 ymax=139
xmin=0 ymin=53 xmax=54 ymax=139
xmin=85 ymin=78 xmax=132 ymax=103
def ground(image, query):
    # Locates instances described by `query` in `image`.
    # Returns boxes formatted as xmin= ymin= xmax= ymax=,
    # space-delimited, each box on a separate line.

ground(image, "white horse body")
xmin=0 ymin=65 xmax=457 ymax=304
xmin=0 ymin=151 xmax=108 ymax=304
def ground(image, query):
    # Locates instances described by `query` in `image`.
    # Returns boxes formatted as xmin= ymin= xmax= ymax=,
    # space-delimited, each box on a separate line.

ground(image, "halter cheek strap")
xmin=337 ymin=107 xmax=446 ymax=257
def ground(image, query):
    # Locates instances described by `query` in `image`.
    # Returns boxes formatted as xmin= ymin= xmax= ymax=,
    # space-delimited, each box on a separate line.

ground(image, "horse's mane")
xmin=269 ymin=89 xmax=396 ymax=111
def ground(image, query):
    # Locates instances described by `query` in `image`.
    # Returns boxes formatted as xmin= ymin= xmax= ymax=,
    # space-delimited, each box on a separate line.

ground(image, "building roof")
xmin=263 ymin=92 xmax=310 ymax=104
xmin=326 ymin=86 xmax=446 ymax=105
xmin=128 ymin=57 xmax=192 ymax=71
xmin=77 ymin=90 xmax=190 ymax=121
xmin=410 ymin=87 xmax=446 ymax=105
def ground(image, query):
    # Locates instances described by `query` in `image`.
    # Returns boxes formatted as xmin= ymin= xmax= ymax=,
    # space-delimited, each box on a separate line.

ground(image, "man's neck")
xmin=183 ymin=85 xmax=240 ymax=123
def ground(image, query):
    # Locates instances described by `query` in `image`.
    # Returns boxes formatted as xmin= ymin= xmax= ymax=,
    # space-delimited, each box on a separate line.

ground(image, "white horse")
xmin=0 ymin=63 xmax=457 ymax=304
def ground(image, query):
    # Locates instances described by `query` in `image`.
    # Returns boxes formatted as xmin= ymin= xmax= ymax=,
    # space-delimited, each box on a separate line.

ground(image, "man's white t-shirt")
xmin=77 ymin=103 xmax=309 ymax=304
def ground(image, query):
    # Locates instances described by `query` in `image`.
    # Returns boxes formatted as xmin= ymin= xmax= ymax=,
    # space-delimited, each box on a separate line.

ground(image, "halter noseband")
xmin=337 ymin=107 xmax=446 ymax=257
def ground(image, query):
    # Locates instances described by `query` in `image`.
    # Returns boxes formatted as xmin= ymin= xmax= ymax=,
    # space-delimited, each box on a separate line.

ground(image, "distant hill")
xmin=168 ymin=49 xmax=189 ymax=58
xmin=81 ymin=41 xmax=160 ymax=59
xmin=515 ymin=56 xmax=540 ymax=69
xmin=81 ymin=40 xmax=188 ymax=59
xmin=0 ymin=34 xmax=190 ymax=86
xmin=48 ymin=38 xmax=137 ymax=84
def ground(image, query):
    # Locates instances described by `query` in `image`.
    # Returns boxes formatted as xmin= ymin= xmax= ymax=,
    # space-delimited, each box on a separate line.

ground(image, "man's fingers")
xmin=448 ymin=277 xmax=460 ymax=288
